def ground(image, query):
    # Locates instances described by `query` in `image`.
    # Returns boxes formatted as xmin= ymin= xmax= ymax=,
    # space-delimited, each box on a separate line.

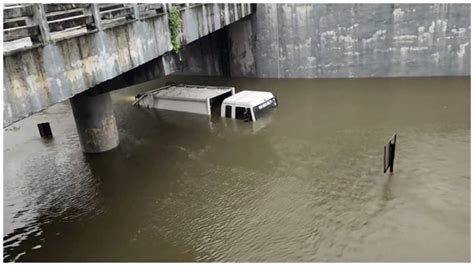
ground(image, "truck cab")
xmin=220 ymin=90 xmax=278 ymax=122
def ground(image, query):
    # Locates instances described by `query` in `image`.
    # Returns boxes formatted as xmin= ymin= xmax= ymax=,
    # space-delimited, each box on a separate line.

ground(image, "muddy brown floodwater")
xmin=3 ymin=76 xmax=470 ymax=262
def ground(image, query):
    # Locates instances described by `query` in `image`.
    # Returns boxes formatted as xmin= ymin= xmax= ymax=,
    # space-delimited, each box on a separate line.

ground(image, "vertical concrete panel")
xmin=226 ymin=3 xmax=470 ymax=78
xmin=227 ymin=17 xmax=256 ymax=77
xmin=224 ymin=4 xmax=230 ymax=24
xmin=182 ymin=7 xmax=200 ymax=43
xmin=253 ymin=4 xmax=280 ymax=77
xmin=213 ymin=4 xmax=221 ymax=30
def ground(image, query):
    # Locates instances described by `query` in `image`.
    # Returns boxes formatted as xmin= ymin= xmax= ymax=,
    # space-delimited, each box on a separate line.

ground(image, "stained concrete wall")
xmin=92 ymin=4 xmax=254 ymax=93
xmin=227 ymin=3 xmax=470 ymax=78
xmin=182 ymin=3 xmax=252 ymax=44
xmin=4 ymin=14 xmax=171 ymax=127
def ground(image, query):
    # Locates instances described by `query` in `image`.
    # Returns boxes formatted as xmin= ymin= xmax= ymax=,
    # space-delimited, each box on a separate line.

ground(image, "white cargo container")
xmin=133 ymin=84 xmax=235 ymax=116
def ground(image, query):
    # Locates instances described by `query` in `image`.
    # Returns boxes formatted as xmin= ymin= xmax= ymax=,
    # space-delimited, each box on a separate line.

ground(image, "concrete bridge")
xmin=3 ymin=3 xmax=254 ymax=152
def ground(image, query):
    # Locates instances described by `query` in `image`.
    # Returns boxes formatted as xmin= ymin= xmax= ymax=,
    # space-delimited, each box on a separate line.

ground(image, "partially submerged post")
xmin=37 ymin=122 xmax=53 ymax=138
xmin=384 ymin=133 xmax=397 ymax=173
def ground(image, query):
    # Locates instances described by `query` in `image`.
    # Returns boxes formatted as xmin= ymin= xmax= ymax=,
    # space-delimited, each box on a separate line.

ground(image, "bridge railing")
xmin=172 ymin=3 xmax=203 ymax=10
xmin=3 ymin=3 xmax=165 ymax=52
xmin=3 ymin=3 xmax=253 ymax=55
xmin=98 ymin=3 xmax=135 ymax=29
xmin=44 ymin=4 xmax=96 ymax=40
xmin=136 ymin=3 xmax=167 ymax=20
xmin=3 ymin=4 xmax=43 ymax=51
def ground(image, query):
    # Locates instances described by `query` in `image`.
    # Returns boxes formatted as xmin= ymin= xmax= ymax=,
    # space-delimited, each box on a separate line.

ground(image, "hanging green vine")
xmin=168 ymin=6 xmax=183 ymax=54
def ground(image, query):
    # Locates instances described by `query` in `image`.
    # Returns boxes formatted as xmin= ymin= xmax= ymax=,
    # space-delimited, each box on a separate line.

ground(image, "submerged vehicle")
xmin=134 ymin=84 xmax=277 ymax=122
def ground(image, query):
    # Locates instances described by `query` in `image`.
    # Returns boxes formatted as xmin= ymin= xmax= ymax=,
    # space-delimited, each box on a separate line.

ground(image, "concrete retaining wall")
xmin=227 ymin=3 xmax=470 ymax=78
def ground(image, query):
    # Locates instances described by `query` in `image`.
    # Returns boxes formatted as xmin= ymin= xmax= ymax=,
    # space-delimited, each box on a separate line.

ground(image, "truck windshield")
xmin=252 ymin=97 xmax=277 ymax=120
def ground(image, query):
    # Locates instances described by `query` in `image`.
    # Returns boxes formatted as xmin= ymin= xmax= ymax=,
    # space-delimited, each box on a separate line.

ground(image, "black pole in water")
xmin=389 ymin=144 xmax=395 ymax=173
xmin=384 ymin=133 xmax=397 ymax=174
xmin=37 ymin=122 xmax=53 ymax=138
xmin=390 ymin=134 xmax=397 ymax=173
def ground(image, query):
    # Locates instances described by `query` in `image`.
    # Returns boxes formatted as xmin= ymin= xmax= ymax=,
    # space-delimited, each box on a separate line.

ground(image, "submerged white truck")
xmin=133 ymin=84 xmax=277 ymax=122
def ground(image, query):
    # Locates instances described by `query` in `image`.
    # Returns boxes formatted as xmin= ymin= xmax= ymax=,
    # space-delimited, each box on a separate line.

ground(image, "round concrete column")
xmin=70 ymin=91 xmax=119 ymax=153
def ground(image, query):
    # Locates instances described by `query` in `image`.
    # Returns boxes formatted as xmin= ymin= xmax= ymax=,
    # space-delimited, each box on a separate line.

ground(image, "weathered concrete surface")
xmin=70 ymin=91 xmax=119 ymax=153
xmin=182 ymin=3 xmax=252 ymax=44
xmin=92 ymin=4 xmax=255 ymax=92
xmin=4 ymin=13 xmax=171 ymax=127
xmin=90 ymin=52 xmax=181 ymax=94
xmin=90 ymin=29 xmax=229 ymax=94
xmin=3 ymin=4 xmax=253 ymax=127
xmin=227 ymin=16 xmax=256 ymax=77
xmin=226 ymin=4 xmax=470 ymax=78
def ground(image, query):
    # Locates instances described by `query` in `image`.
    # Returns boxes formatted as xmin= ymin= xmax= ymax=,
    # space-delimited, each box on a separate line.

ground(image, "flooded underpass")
xmin=3 ymin=76 xmax=470 ymax=262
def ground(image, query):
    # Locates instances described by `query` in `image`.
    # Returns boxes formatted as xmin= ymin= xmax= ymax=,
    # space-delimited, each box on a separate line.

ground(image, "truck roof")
xmin=151 ymin=84 xmax=233 ymax=101
xmin=222 ymin=90 xmax=274 ymax=108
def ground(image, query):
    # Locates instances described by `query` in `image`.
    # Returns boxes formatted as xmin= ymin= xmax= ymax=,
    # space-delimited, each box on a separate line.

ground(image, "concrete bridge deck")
xmin=3 ymin=3 xmax=253 ymax=127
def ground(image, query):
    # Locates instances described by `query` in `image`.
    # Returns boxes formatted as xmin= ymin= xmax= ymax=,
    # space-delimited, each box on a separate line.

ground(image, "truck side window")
xmin=235 ymin=107 xmax=247 ymax=120
xmin=225 ymin=105 xmax=232 ymax=118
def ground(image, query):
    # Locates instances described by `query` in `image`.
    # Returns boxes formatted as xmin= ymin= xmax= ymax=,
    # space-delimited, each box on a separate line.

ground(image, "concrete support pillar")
xmin=70 ymin=91 xmax=119 ymax=153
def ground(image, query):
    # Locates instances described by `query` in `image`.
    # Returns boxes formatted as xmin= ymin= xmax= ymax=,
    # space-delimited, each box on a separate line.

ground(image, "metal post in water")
xmin=384 ymin=133 xmax=397 ymax=174
xmin=390 ymin=134 xmax=397 ymax=173
xmin=390 ymin=143 xmax=395 ymax=173
xmin=37 ymin=122 xmax=53 ymax=138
